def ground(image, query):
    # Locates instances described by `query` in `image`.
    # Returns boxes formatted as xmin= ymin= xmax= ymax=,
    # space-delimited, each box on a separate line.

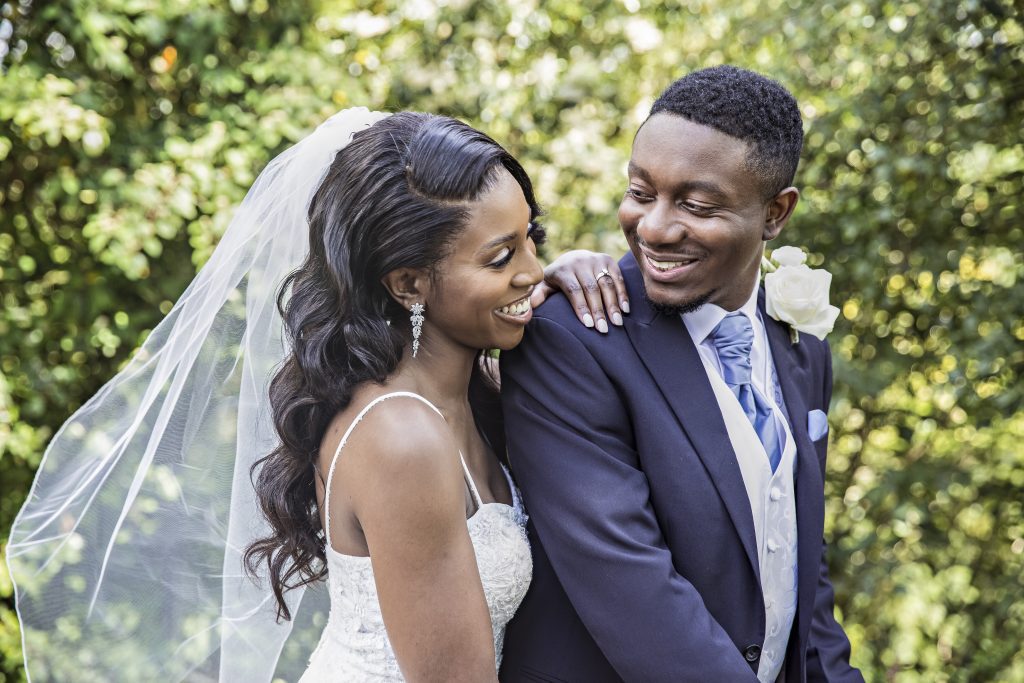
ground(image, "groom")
xmin=499 ymin=66 xmax=863 ymax=682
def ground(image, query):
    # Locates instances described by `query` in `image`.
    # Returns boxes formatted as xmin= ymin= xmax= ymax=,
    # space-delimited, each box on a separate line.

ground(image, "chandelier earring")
xmin=410 ymin=303 xmax=425 ymax=358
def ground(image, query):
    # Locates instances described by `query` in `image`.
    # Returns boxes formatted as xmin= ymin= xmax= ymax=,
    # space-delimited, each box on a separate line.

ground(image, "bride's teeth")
xmin=499 ymin=299 xmax=531 ymax=315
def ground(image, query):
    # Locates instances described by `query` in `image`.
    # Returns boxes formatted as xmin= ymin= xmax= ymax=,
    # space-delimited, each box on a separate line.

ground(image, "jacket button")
xmin=744 ymin=644 xmax=761 ymax=662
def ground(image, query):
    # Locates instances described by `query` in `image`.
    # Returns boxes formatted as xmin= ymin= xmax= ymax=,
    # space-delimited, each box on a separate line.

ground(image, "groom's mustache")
xmin=634 ymin=238 xmax=708 ymax=261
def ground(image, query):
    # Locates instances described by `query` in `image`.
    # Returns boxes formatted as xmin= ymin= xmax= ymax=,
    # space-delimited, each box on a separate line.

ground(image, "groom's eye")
xmin=681 ymin=200 xmax=716 ymax=214
xmin=626 ymin=187 xmax=653 ymax=202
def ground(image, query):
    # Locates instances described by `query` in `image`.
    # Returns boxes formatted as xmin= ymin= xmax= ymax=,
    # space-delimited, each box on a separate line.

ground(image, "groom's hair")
xmin=649 ymin=65 xmax=804 ymax=199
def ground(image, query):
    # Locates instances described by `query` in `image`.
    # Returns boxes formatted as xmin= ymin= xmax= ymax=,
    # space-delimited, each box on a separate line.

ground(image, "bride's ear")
xmin=381 ymin=268 xmax=431 ymax=310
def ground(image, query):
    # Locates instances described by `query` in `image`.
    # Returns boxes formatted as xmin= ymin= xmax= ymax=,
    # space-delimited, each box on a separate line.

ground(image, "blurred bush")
xmin=1 ymin=0 xmax=1021 ymax=681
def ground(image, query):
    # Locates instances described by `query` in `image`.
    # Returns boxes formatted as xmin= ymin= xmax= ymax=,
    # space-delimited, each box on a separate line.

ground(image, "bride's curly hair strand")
xmin=243 ymin=112 xmax=540 ymax=621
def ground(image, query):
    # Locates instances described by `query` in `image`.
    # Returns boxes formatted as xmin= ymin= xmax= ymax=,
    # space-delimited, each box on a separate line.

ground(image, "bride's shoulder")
xmin=319 ymin=388 xmax=456 ymax=475
xmin=319 ymin=389 xmax=465 ymax=522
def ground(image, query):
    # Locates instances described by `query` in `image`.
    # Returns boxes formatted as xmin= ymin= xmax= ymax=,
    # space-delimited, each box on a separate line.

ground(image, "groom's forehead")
xmin=634 ymin=114 xmax=748 ymax=152
xmin=630 ymin=115 xmax=751 ymax=182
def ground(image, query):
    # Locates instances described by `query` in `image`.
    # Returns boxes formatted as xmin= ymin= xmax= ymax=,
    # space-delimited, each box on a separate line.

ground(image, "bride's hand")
xmin=529 ymin=250 xmax=629 ymax=334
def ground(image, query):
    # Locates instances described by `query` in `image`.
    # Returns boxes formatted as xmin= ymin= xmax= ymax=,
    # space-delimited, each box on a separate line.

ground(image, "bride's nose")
xmin=513 ymin=248 xmax=544 ymax=288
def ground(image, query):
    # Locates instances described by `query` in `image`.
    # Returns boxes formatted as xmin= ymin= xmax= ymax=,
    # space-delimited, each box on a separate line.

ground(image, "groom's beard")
xmin=644 ymin=291 xmax=712 ymax=317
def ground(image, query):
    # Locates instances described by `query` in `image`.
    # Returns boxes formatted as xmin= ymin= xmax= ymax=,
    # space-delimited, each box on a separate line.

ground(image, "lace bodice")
xmin=298 ymin=392 xmax=532 ymax=682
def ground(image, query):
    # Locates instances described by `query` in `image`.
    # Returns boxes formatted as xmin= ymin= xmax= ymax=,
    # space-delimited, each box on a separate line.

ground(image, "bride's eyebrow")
xmin=477 ymin=232 xmax=516 ymax=254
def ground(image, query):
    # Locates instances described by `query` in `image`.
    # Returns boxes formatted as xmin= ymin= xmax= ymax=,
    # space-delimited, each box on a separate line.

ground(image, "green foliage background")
xmin=1 ymin=0 xmax=1021 ymax=680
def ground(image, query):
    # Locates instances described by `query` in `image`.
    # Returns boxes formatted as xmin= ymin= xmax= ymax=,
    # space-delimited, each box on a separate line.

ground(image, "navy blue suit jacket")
xmin=499 ymin=254 xmax=862 ymax=683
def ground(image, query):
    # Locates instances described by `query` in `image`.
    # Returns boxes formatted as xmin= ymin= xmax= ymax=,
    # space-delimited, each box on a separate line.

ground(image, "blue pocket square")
xmin=807 ymin=409 xmax=829 ymax=441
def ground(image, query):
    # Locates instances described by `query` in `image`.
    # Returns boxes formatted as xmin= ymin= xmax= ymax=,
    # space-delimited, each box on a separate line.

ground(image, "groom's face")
xmin=618 ymin=113 xmax=779 ymax=313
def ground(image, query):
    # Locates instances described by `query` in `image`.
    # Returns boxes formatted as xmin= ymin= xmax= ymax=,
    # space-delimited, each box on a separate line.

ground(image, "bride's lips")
xmin=494 ymin=293 xmax=533 ymax=325
xmin=640 ymin=251 xmax=704 ymax=283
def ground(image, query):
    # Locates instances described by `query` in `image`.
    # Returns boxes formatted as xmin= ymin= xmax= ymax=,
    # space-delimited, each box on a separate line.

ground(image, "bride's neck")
xmin=387 ymin=339 xmax=477 ymax=414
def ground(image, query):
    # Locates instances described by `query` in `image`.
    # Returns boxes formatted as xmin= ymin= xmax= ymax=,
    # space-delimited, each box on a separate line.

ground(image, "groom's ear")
xmin=762 ymin=187 xmax=800 ymax=241
xmin=381 ymin=268 xmax=431 ymax=309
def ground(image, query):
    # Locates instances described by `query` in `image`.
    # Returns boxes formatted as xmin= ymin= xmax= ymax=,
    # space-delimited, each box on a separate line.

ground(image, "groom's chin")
xmin=644 ymin=291 xmax=712 ymax=317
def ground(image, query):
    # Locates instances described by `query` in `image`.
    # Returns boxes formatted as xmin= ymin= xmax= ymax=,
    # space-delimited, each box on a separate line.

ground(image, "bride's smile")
xmin=494 ymin=293 xmax=533 ymax=322
xmin=420 ymin=167 xmax=545 ymax=354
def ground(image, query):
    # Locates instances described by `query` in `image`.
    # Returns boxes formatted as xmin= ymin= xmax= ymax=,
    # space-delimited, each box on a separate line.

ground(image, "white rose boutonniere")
xmin=762 ymin=246 xmax=840 ymax=343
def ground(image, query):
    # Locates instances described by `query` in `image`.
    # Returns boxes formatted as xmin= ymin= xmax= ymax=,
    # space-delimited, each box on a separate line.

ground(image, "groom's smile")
xmin=618 ymin=113 xmax=786 ymax=314
xmin=640 ymin=250 xmax=705 ymax=280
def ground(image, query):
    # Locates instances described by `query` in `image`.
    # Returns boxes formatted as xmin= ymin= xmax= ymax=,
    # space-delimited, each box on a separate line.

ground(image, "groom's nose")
xmin=636 ymin=201 xmax=684 ymax=246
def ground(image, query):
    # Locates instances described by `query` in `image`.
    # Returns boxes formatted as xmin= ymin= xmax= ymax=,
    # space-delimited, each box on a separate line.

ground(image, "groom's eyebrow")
xmin=678 ymin=180 xmax=731 ymax=202
xmin=629 ymin=162 xmax=730 ymax=202
xmin=627 ymin=161 xmax=651 ymax=181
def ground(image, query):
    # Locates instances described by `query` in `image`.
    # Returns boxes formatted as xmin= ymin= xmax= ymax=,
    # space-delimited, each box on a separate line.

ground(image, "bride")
xmin=250 ymin=110 xmax=577 ymax=681
xmin=7 ymin=108 xmax=627 ymax=682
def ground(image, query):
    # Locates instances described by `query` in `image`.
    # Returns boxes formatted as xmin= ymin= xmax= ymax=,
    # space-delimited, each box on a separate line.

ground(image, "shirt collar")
xmin=681 ymin=277 xmax=761 ymax=345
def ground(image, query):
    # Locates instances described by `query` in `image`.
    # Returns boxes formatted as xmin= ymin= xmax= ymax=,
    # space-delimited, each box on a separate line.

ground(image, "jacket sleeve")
xmin=500 ymin=315 xmax=758 ymax=682
xmin=805 ymin=342 xmax=864 ymax=683
xmin=804 ymin=550 xmax=864 ymax=682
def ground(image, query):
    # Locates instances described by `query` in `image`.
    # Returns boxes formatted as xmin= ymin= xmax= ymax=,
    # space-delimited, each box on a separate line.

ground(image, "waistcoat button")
xmin=744 ymin=644 xmax=761 ymax=662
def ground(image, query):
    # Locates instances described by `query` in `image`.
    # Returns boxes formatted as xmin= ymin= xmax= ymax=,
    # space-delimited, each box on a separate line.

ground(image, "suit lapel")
xmin=620 ymin=255 xmax=760 ymax=581
xmin=760 ymin=290 xmax=825 ymax=648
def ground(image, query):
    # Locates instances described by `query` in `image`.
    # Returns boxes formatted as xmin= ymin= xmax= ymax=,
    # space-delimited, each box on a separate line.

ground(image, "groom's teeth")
xmin=499 ymin=299 xmax=531 ymax=315
xmin=647 ymin=256 xmax=695 ymax=271
xmin=649 ymin=258 xmax=683 ymax=270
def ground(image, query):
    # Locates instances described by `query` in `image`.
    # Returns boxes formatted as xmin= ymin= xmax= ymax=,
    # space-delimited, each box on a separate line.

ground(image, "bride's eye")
xmin=488 ymin=247 xmax=514 ymax=268
xmin=527 ymin=221 xmax=547 ymax=246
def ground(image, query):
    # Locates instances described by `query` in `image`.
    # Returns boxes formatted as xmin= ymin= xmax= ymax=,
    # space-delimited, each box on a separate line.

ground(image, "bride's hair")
xmin=244 ymin=112 xmax=540 ymax=620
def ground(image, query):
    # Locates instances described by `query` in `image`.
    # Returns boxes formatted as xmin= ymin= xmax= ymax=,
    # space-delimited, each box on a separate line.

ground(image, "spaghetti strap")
xmin=459 ymin=455 xmax=485 ymax=510
xmin=323 ymin=392 xmax=445 ymax=549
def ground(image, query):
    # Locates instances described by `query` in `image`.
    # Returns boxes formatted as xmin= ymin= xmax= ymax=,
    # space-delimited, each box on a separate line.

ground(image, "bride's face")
xmin=426 ymin=168 xmax=544 ymax=352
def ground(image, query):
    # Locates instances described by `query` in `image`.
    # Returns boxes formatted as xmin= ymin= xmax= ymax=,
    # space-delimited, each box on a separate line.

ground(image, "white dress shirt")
xmin=681 ymin=280 xmax=798 ymax=683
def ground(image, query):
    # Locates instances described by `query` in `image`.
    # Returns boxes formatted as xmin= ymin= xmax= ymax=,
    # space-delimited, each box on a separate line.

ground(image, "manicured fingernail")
xmin=612 ymin=312 xmax=623 ymax=326
xmin=597 ymin=319 xmax=609 ymax=334
xmin=621 ymin=300 xmax=630 ymax=313
xmin=583 ymin=313 xmax=594 ymax=328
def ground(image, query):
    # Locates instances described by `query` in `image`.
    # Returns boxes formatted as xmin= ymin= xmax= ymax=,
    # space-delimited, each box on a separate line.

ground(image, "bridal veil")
xmin=7 ymin=107 xmax=390 ymax=682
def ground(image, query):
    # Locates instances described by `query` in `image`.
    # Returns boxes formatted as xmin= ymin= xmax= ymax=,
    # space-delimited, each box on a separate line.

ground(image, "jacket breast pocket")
xmin=807 ymin=408 xmax=829 ymax=442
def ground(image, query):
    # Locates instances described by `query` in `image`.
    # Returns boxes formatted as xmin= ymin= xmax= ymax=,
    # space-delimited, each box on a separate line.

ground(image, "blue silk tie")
xmin=710 ymin=312 xmax=783 ymax=472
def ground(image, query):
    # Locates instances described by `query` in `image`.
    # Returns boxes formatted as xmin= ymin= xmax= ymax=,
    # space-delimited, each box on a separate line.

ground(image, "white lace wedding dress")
xmin=299 ymin=392 xmax=533 ymax=682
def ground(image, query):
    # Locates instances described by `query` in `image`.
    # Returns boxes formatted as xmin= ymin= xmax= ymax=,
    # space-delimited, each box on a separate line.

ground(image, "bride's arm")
xmin=339 ymin=401 xmax=498 ymax=683
xmin=530 ymin=250 xmax=629 ymax=334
